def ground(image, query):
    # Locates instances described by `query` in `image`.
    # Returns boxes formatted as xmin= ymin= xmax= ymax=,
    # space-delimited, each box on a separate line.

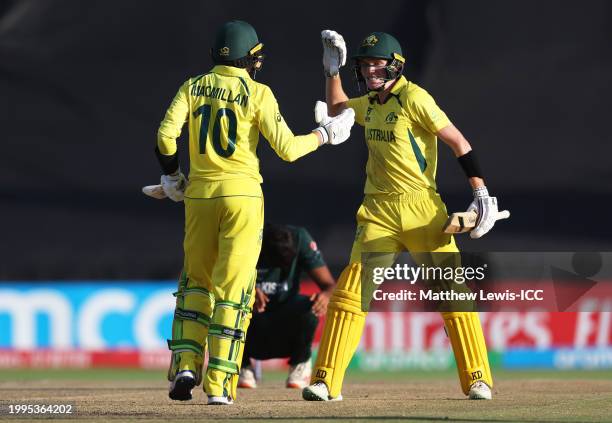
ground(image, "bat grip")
xmin=497 ymin=210 xmax=510 ymax=220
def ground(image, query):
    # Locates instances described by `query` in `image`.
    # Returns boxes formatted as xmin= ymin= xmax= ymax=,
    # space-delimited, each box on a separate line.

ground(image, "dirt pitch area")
xmin=1 ymin=371 xmax=611 ymax=422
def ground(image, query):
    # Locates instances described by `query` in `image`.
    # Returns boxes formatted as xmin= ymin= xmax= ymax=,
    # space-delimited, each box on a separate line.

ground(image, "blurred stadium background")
xmin=1 ymin=0 xmax=611 ymax=378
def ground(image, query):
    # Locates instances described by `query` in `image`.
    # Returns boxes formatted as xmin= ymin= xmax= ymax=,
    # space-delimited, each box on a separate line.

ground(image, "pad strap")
xmin=215 ymin=300 xmax=251 ymax=313
xmin=173 ymin=286 xmax=214 ymax=299
xmin=167 ymin=339 xmax=203 ymax=355
xmin=174 ymin=307 xmax=210 ymax=327
xmin=208 ymin=324 xmax=245 ymax=341
xmin=208 ymin=357 xmax=239 ymax=374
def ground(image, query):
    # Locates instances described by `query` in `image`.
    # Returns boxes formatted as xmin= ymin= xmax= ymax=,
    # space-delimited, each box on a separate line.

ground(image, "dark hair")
xmin=259 ymin=223 xmax=297 ymax=269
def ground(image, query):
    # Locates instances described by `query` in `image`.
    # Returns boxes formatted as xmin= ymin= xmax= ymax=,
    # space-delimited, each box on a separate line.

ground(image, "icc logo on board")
xmin=0 ymin=287 xmax=174 ymax=349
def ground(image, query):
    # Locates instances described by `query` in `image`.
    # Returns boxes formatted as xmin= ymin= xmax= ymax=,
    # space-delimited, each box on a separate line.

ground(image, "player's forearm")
xmin=326 ymin=76 xmax=349 ymax=117
xmin=452 ymin=140 xmax=486 ymax=188
xmin=437 ymin=125 xmax=485 ymax=189
xmin=155 ymin=146 xmax=179 ymax=175
xmin=155 ymin=135 xmax=179 ymax=175
xmin=309 ymin=266 xmax=336 ymax=292
xmin=437 ymin=125 xmax=471 ymax=157
xmin=311 ymin=130 xmax=326 ymax=146
xmin=459 ymin=148 xmax=485 ymax=188
xmin=468 ymin=176 xmax=485 ymax=189
xmin=273 ymin=133 xmax=320 ymax=162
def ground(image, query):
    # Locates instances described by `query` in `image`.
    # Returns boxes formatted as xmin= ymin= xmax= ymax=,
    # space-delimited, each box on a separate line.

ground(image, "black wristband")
xmin=457 ymin=151 xmax=483 ymax=179
xmin=155 ymin=146 xmax=179 ymax=175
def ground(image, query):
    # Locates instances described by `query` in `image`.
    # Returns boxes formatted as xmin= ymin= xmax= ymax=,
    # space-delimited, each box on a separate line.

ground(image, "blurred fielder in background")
xmin=238 ymin=223 xmax=335 ymax=390
xmin=302 ymin=30 xmax=510 ymax=402
xmin=154 ymin=20 xmax=355 ymax=405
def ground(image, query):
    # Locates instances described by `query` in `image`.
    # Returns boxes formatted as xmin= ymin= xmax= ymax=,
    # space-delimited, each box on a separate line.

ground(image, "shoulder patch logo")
xmin=362 ymin=34 xmax=378 ymax=47
xmin=309 ymin=241 xmax=318 ymax=251
xmin=219 ymin=46 xmax=230 ymax=56
xmin=385 ymin=112 xmax=399 ymax=123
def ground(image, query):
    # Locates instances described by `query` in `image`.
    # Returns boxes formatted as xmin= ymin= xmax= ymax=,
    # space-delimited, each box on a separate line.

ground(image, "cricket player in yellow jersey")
xmin=302 ymin=30 xmax=510 ymax=402
xmin=155 ymin=21 xmax=355 ymax=405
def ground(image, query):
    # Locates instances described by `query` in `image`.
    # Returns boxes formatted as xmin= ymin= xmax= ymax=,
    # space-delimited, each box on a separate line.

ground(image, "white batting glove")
xmin=467 ymin=186 xmax=510 ymax=239
xmin=314 ymin=101 xmax=332 ymax=125
xmin=313 ymin=107 xmax=355 ymax=145
xmin=321 ymin=30 xmax=347 ymax=77
xmin=160 ymin=171 xmax=186 ymax=202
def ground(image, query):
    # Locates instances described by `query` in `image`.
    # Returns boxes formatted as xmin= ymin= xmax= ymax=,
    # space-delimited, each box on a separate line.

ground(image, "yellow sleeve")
xmin=346 ymin=95 xmax=370 ymax=126
xmin=409 ymin=89 xmax=451 ymax=134
xmin=256 ymin=86 xmax=319 ymax=162
xmin=157 ymin=80 xmax=190 ymax=155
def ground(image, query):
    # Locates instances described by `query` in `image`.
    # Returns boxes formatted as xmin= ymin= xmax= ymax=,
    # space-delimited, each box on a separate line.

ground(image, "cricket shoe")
xmin=238 ymin=366 xmax=257 ymax=389
xmin=207 ymin=395 xmax=234 ymax=405
xmin=468 ymin=381 xmax=492 ymax=400
xmin=168 ymin=370 xmax=196 ymax=401
xmin=286 ymin=360 xmax=312 ymax=389
xmin=302 ymin=381 xmax=343 ymax=401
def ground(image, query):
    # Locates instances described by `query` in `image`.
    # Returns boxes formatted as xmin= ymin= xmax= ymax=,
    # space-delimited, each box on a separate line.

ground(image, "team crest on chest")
xmin=385 ymin=112 xmax=399 ymax=123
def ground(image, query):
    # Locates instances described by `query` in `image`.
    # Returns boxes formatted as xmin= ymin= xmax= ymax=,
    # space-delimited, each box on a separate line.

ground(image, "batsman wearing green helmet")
xmin=302 ymin=30 xmax=510 ymax=402
xmin=156 ymin=20 xmax=355 ymax=405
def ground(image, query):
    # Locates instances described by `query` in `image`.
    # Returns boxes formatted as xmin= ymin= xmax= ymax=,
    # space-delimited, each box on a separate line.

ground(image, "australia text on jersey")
xmin=366 ymin=128 xmax=396 ymax=142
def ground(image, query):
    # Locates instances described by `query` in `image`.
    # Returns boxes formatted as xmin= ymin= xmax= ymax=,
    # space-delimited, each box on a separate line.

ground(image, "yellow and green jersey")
xmin=257 ymin=225 xmax=325 ymax=307
xmin=157 ymin=65 xmax=319 ymax=198
xmin=347 ymin=76 xmax=451 ymax=195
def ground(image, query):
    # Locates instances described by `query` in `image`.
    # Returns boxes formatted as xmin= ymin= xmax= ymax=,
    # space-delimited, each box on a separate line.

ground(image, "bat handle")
xmin=497 ymin=210 xmax=510 ymax=220
xmin=142 ymin=184 xmax=167 ymax=199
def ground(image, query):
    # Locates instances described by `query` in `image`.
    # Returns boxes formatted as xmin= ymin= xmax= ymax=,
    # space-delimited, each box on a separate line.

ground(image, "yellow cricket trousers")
xmin=312 ymin=190 xmax=492 ymax=397
xmin=168 ymin=193 xmax=263 ymax=400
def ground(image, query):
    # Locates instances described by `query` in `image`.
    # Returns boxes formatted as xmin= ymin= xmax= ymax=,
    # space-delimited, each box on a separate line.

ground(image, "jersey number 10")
xmin=194 ymin=104 xmax=237 ymax=158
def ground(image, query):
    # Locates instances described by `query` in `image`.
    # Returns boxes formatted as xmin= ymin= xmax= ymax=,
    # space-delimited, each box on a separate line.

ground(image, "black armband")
xmin=457 ymin=150 xmax=483 ymax=179
xmin=155 ymin=145 xmax=179 ymax=175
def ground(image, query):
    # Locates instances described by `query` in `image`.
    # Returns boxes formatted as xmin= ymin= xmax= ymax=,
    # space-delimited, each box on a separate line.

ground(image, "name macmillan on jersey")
xmin=191 ymin=84 xmax=249 ymax=107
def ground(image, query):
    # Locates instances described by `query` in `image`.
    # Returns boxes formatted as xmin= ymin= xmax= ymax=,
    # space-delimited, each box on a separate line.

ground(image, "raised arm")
xmin=321 ymin=30 xmax=349 ymax=117
xmin=326 ymin=76 xmax=349 ymax=117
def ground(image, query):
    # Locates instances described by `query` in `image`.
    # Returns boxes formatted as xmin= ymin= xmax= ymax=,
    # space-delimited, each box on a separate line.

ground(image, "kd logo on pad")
xmin=471 ymin=370 xmax=483 ymax=380
xmin=316 ymin=369 xmax=327 ymax=379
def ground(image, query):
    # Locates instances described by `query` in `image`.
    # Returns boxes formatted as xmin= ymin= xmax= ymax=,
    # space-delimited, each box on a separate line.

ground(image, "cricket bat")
xmin=443 ymin=210 xmax=510 ymax=234
xmin=142 ymin=184 xmax=166 ymax=199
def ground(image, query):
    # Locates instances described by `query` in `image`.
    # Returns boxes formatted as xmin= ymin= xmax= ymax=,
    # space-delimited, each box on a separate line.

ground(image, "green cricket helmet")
xmin=352 ymin=32 xmax=405 ymax=91
xmin=211 ymin=20 xmax=265 ymax=78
